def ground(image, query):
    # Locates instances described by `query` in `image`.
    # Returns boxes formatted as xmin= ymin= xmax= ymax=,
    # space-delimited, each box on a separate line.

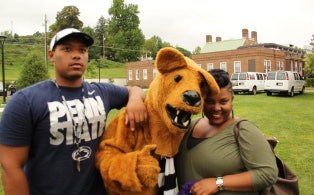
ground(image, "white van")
xmin=0 ymin=81 xmax=4 ymax=96
xmin=264 ymin=71 xmax=305 ymax=97
xmin=230 ymin=72 xmax=266 ymax=95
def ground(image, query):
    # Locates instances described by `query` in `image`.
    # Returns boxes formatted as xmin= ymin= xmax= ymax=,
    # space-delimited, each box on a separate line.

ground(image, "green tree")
xmin=175 ymin=46 xmax=192 ymax=58
xmin=33 ymin=31 xmax=45 ymax=44
xmin=143 ymin=39 xmax=156 ymax=59
xmin=193 ymin=46 xmax=202 ymax=54
xmin=16 ymin=52 xmax=49 ymax=90
xmin=49 ymin=6 xmax=84 ymax=34
xmin=95 ymin=16 xmax=107 ymax=59
xmin=143 ymin=36 xmax=163 ymax=59
xmin=106 ymin=0 xmax=145 ymax=62
xmin=81 ymin=26 xmax=99 ymax=60
xmin=143 ymin=36 xmax=175 ymax=59
xmin=84 ymin=60 xmax=98 ymax=79
xmin=304 ymin=53 xmax=314 ymax=87
xmin=305 ymin=53 xmax=314 ymax=77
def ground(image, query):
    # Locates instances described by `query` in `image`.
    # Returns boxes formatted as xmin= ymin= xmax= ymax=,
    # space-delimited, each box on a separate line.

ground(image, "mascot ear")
xmin=156 ymin=47 xmax=187 ymax=74
xmin=198 ymin=68 xmax=220 ymax=95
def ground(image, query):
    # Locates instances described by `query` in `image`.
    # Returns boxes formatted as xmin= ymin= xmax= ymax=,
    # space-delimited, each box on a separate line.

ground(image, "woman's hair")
xmin=208 ymin=69 xmax=232 ymax=90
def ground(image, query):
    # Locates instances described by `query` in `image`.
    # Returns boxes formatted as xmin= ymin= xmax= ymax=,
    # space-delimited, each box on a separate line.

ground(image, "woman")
xmin=175 ymin=69 xmax=278 ymax=195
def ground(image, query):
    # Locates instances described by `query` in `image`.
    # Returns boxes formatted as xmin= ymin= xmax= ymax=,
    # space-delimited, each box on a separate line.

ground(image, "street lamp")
xmin=0 ymin=36 xmax=6 ymax=104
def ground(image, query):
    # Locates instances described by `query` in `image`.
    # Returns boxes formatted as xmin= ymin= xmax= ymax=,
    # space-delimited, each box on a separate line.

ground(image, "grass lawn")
xmin=0 ymin=91 xmax=313 ymax=194
xmin=233 ymin=92 xmax=314 ymax=194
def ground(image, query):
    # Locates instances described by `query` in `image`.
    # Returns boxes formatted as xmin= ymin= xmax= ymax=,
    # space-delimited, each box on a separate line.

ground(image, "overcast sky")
xmin=1 ymin=0 xmax=313 ymax=51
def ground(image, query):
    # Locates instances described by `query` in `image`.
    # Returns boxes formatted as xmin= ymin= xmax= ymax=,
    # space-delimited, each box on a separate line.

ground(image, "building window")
xmin=128 ymin=70 xmax=132 ymax=80
xmin=277 ymin=61 xmax=284 ymax=70
xmin=299 ymin=62 xmax=302 ymax=74
xmin=290 ymin=61 xmax=293 ymax=70
xmin=234 ymin=61 xmax=241 ymax=73
xmin=153 ymin=68 xmax=157 ymax=79
xmin=197 ymin=64 xmax=202 ymax=69
xmin=143 ymin=69 xmax=148 ymax=80
xmin=220 ymin=62 xmax=227 ymax=71
xmin=294 ymin=61 xmax=298 ymax=72
xmin=264 ymin=60 xmax=271 ymax=73
xmin=136 ymin=69 xmax=140 ymax=80
xmin=207 ymin=63 xmax=214 ymax=71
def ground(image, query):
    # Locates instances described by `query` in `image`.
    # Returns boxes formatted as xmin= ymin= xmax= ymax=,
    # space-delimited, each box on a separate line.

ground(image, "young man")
xmin=0 ymin=28 xmax=148 ymax=195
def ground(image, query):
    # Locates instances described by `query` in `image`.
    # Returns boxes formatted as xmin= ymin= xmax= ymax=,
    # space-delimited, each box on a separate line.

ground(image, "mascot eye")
xmin=174 ymin=75 xmax=182 ymax=83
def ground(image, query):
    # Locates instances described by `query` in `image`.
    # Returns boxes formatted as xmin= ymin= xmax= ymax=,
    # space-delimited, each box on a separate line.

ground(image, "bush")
xmin=16 ymin=52 xmax=49 ymax=90
xmin=305 ymin=78 xmax=314 ymax=87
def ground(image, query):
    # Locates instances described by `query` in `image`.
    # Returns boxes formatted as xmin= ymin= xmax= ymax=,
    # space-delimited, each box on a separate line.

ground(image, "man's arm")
xmin=0 ymin=144 xmax=30 ymax=195
xmin=125 ymin=86 xmax=148 ymax=131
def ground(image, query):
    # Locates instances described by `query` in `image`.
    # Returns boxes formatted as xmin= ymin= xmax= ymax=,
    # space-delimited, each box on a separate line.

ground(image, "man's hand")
xmin=125 ymin=86 xmax=148 ymax=131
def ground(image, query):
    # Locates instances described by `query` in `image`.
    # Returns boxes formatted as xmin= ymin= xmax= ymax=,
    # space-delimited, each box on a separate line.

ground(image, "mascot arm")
xmin=96 ymin=114 xmax=160 ymax=193
xmin=97 ymin=141 xmax=160 ymax=192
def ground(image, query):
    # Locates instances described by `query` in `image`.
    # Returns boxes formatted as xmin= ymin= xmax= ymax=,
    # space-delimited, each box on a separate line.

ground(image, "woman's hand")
xmin=189 ymin=178 xmax=217 ymax=195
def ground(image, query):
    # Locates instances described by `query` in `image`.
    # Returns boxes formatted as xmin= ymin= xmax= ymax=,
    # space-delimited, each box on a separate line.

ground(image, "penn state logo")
xmin=72 ymin=146 xmax=92 ymax=161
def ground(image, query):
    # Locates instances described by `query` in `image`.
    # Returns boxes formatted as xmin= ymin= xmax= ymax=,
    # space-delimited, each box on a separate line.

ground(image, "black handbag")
xmin=234 ymin=120 xmax=299 ymax=195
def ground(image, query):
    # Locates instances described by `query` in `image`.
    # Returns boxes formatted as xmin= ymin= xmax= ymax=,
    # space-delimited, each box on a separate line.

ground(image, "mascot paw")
xmin=136 ymin=144 xmax=160 ymax=187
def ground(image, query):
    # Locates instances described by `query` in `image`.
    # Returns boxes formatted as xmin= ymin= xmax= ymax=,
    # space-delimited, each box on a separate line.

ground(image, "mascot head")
xmin=146 ymin=47 xmax=219 ymax=156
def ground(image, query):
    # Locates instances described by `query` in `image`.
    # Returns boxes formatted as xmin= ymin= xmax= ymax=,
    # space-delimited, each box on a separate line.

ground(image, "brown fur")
xmin=95 ymin=47 xmax=219 ymax=194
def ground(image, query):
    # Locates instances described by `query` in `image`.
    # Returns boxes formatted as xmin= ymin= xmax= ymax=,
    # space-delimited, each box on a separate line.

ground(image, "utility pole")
xmin=11 ymin=21 xmax=13 ymax=37
xmin=102 ymin=33 xmax=105 ymax=59
xmin=0 ymin=36 xmax=7 ymax=103
xmin=44 ymin=15 xmax=48 ymax=68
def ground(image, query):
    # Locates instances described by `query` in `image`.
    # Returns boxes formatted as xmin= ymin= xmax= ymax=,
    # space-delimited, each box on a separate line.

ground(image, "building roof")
xmin=201 ymin=38 xmax=246 ymax=53
xmin=238 ymin=43 xmax=306 ymax=54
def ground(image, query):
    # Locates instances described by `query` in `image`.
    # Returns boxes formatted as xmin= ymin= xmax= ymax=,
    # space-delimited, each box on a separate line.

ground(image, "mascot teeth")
xmin=166 ymin=105 xmax=192 ymax=129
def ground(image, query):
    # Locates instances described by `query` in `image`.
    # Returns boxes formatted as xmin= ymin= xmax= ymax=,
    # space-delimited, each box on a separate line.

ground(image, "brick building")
xmin=126 ymin=28 xmax=305 ymax=87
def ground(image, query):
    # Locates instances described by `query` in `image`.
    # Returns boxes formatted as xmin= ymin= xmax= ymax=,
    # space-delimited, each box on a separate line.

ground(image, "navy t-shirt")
xmin=0 ymin=80 xmax=129 ymax=194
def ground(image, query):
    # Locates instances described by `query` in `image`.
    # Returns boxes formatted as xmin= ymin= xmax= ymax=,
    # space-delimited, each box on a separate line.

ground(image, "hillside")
xmin=2 ymin=43 xmax=126 ymax=81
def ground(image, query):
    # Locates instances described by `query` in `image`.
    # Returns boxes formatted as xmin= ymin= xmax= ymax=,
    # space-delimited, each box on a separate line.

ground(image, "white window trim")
xmin=128 ymin=70 xmax=132 ymax=80
xmin=234 ymin=61 xmax=241 ymax=73
xmin=207 ymin=63 xmax=214 ymax=71
xmin=143 ymin=69 xmax=148 ymax=80
xmin=136 ymin=69 xmax=140 ymax=80
xmin=220 ymin=62 xmax=227 ymax=71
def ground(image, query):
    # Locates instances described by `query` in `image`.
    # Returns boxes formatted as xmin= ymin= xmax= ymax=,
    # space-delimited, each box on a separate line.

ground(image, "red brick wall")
xmin=125 ymin=48 xmax=305 ymax=87
xmin=126 ymin=60 xmax=155 ymax=88
xmin=192 ymin=47 xmax=304 ymax=75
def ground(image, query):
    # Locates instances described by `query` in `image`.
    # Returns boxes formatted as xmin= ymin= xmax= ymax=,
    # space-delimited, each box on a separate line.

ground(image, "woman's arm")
xmin=190 ymin=171 xmax=254 ymax=194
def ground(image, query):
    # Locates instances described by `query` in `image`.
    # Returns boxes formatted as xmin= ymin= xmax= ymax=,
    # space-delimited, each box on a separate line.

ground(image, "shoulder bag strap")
xmin=233 ymin=119 xmax=247 ymax=146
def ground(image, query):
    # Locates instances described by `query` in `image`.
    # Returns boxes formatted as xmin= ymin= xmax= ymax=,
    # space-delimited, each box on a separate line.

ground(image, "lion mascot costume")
xmin=95 ymin=47 xmax=219 ymax=194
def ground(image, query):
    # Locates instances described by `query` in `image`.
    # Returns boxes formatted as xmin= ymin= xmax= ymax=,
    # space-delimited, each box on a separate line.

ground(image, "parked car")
xmin=264 ymin=71 xmax=305 ymax=97
xmin=230 ymin=72 xmax=266 ymax=95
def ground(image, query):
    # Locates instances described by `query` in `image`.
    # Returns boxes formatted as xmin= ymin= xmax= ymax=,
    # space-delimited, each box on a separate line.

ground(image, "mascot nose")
xmin=182 ymin=90 xmax=201 ymax=107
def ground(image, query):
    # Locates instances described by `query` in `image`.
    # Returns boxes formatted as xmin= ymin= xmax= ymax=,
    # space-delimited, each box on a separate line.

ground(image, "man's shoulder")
xmin=25 ymin=80 xmax=52 ymax=89
xmin=87 ymin=81 xmax=126 ymax=91
xmin=17 ymin=80 xmax=53 ymax=96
